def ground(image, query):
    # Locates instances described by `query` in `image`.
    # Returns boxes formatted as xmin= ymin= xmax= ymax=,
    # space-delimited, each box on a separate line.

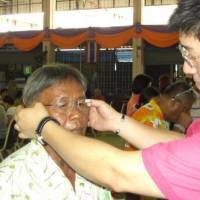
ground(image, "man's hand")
xmin=14 ymin=103 xmax=49 ymax=139
xmin=87 ymin=99 xmax=121 ymax=132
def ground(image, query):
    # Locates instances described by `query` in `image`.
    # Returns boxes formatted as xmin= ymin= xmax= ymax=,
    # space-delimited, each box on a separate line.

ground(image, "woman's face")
xmin=35 ymin=79 xmax=89 ymax=135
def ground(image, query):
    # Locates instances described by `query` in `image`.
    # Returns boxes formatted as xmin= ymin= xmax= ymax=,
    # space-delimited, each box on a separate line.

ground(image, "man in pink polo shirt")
xmin=14 ymin=0 xmax=200 ymax=199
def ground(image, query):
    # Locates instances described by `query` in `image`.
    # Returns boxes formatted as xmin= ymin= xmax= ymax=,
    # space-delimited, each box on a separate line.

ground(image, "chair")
xmin=0 ymin=120 xmax=18 ymax=161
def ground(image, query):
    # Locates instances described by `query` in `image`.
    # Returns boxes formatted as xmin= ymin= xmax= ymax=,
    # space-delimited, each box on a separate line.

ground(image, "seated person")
xmin=135 ymin=86 xmax=159 ymax=110
xmin=0 ymin=88 xmax=8 ymax=101
xmin=92 ymin=88 xmax=105 ymax=101
xmin=0 ymin=104 xmax=7 ymax=147
xmin=0 ymin=64 xmax=112 ymax=200
xmin=2 ymin=95 xmax=14 ymax=110
xmin=158 ymin=73 xmax=171 ymax=94
xmin=125 ymin=86 xmax=159 ymax=150
xmin=172 ymin=86 xmax=196 ymax=133
xmin=132 ymin=80 xmax=195 ymax=131
xmin=6 ymin=91 xmax=23 ymax=124
xmin=126 ymin=74 xmax=153 ymax=116
xmin=126 ymin=81 xmax=195 ymax=151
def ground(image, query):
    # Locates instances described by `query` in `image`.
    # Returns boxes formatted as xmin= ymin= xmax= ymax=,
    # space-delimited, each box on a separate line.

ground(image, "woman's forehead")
xmin=37 ymin=80 xmax=85 ymax=101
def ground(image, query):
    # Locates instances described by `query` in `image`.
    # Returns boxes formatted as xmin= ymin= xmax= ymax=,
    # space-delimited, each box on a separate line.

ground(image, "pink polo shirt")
xmin=142 ymin=119 xmax=200 ymax=200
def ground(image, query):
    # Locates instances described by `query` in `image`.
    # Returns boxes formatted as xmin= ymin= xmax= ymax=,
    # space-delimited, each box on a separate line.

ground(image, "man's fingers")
xmin=14 ymin=123 xmax=20 ymax=132
xmin=87 ymin=99 xmax=106 ymax=108
xmin=15 ymin=105 xmax=24 ymax=114
xmin=18 ymin=132 xmax=29 ymax=139
xmin=15 ymin=105 xmax=24 ymax=122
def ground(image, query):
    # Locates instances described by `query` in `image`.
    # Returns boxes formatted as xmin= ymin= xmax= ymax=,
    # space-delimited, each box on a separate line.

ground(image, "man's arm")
xmin=15 ymin=103 xmax=164 ymax=197
xmin=43 ymin=120 xmax=164 ymax=198
xmin=117 ymin=116 xmax=183 ymax=148
xmin=88 ymin=100 xmax=184 ymax=149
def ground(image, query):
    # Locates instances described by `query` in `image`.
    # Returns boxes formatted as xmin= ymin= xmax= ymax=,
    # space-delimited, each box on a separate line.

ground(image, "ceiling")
xmin=0 ymin=0 xmax=10 ymax=4
xmin=0 ymin=0 xmax=178 ymax=15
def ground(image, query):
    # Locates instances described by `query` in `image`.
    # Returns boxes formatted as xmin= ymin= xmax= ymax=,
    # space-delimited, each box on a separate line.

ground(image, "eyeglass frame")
xmin=171 ymin=87 xmax=194 ymax=100
xmin=171 ymin=87 xmax=195 ymax=111
xmin=178 ymin=44 xmax=200 ymax=67
xmin=43 ymin=97 xmax=89 ymax=113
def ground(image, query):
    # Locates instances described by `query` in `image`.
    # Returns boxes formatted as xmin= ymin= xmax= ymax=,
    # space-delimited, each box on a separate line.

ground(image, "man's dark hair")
xmin=163 ymin=80 xmax=196 ymax=102
xmin=169 ymin=0 xmax=200 ymax=40
xmin=131 ymin=74 xmax=153 ymax=94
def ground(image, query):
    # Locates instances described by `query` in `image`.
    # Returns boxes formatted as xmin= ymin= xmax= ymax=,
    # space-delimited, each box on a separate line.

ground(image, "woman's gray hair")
xmin=23 ymin=64 xmax=87 ymax=106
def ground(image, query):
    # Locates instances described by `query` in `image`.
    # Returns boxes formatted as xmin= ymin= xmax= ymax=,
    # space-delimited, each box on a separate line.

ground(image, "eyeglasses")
xmin=171 ymin=87 xmax=195 ymax=111
xmin=44 ymin=97 xmax=88 ymax=113
xmin=171 ymin=87 xmax=194 ymax=100
xmin=171 ymin=87 xmax=196 ymax=112
xmin=178 ymin=44 xmax=200 ymax=67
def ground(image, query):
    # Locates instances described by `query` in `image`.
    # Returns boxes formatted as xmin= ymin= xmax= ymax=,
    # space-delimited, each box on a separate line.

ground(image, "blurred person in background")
xmin=158 ymin=74 xmax=171 ymax=94
xmin=132 ymin=81 xmax=195 ymax=132
xmin=126 ymin=74 xmax=153 ymax=116
xmin=92 ymin=88 xmax=106 ymax=101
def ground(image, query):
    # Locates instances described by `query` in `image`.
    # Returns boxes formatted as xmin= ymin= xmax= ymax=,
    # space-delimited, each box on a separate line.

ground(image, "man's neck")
xmin=153 ymin=96 xmax=169 ymax=121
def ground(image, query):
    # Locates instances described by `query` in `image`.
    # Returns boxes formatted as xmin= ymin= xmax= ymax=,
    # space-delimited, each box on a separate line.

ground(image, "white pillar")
xmin=42 ymin=0 xmax=56 ymax=64
xmin=132 ymin=0 xmax=144 ymax=78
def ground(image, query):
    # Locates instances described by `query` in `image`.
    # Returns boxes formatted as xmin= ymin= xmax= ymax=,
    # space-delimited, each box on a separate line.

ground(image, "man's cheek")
xmin=50 ymin=113 xmax=65 ymax=126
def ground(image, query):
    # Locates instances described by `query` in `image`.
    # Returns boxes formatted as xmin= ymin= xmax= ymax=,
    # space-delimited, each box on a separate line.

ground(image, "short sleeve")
xmin=142 ymin=134 xmax=200 ymax=200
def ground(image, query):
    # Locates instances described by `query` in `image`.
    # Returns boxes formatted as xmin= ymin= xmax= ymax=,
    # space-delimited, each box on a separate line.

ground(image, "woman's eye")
xmin=57 ymin=103 xmax=68 ymax=108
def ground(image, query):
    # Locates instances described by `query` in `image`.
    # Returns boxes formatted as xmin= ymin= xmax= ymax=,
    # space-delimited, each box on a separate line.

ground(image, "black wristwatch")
xmin=35 ymin=116 xmax=60 ymax=144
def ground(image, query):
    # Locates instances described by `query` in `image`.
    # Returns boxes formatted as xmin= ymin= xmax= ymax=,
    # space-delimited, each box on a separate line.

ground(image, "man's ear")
xmin=171 ymin=98 xmax=183 ymax=110
xmin=169 ymin=98 xmax=178 ymax=108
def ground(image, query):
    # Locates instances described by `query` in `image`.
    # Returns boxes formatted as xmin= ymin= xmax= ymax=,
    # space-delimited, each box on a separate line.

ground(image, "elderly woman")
xmin=0 ymin=64 xmax=112 ymax=200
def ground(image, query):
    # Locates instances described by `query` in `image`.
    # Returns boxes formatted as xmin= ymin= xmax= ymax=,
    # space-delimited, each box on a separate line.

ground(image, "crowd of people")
xmin=0 ymin=83 xmax=22 ymax=148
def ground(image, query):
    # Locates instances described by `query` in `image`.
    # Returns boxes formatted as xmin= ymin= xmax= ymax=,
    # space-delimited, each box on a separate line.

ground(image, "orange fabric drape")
xmin=0 ymin=37 xmax=6 ymax=48
xmin=11 ymin=32 xmax=44 ymax=51
xmin=141 ymin=27 xmax=179 ymax=48
xmin=95 ymin=27 xmax=137 ymax=48
xmin=94 ymin=26 xmax=178 ymax=48
xmin=49 ymin=31 xmax=88 ymax=48
xmin=0 ymin=26 xmax=179 ymax=51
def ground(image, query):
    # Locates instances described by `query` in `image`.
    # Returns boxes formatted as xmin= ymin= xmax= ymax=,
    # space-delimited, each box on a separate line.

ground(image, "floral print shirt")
xmin=0 ymin=140 xmax=112 ymax=200
xmin=132 ymin=99 xmax=169 ymax=129
xmin=125 ymin=99 xmax=170 ymax=151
